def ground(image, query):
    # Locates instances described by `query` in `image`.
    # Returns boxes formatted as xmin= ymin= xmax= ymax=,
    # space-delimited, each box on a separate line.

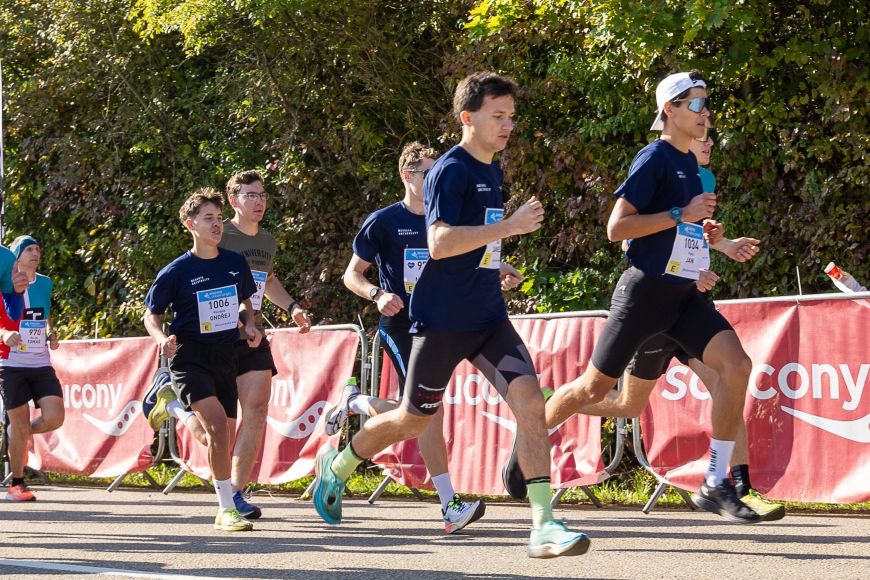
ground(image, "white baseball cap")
xmin=650 ymin=72 xmax=707 ymax=131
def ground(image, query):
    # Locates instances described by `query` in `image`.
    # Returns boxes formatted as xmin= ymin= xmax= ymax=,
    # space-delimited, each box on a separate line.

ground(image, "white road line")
xmin=0 ymin=558 xmax=278 ymax=580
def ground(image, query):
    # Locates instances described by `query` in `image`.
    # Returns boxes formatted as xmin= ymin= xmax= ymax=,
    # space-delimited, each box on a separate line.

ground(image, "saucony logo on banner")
xmin=662 ymin=363 xmax=869 ymax=443
xmin=82 ymin=401 xmax=142 ymax=437
xmin=266 ymin=377 xmax=327 ymax=439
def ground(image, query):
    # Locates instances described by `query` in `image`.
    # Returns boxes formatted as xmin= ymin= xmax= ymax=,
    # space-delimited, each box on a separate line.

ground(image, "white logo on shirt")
xmin=397 ymin=228 xmax=419 ymax=237
xmin=476 ymin=183 xmax=492 ymax=192
xmin=676 ymin=170 xmax=687 ymax=179
xmin=190 ymin=276 xmax=210 ymax=286
xmin=229 ymin=271 xmax=239 ymax=277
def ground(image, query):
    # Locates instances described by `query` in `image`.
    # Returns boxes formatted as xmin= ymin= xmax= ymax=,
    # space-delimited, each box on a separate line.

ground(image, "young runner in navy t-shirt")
xmin=311 ymin=72 xmax=590 ymax=559
xmin=503 ymin=71 xmax=762 ymax=524
xmin=333 ymin=142 xmax=486 ymax=534
xmin=143 ymin=188 xmax=261 ymax=533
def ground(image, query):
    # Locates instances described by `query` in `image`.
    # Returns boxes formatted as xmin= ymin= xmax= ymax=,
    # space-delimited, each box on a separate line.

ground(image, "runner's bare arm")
xmin=343 ymin=254 xmax=403 ymax=316
xmin=264 ymin=272 xmax=311 ymax=332
xmin=428 ymin=197 xmax=543 ymax=259
xmin=607 ymin=194 xmax=716 ymax=241
xmin=239 ymin=299 xmax=263 ymax=347
xmin=142 ymin=311 xmax=176 ymax=357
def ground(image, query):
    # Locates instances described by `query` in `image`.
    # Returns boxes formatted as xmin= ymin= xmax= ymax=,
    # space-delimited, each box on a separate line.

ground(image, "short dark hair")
xmin=658 ymin=69 xmax=706 ymax=126
xmin=179 ymin=187 xmax=224 ymax=223
xmin=226 ymin=170 xmax=264 ymax=197
xmin=398 ymin=141 xmax=437 ymax=174
xmin=452 ymin=72 xmax=518 ymax=120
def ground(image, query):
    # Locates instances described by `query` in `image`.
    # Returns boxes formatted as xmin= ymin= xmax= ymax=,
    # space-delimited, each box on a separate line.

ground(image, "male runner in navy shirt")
xmin=143 ymin=188 xmax=261 ymax=532
xmin=504 ymin=71 xmax=761 ymax=523
xmin=312 ymin=72 xmax=589 ymax=559
xmin=334 ymin=142 xmax=496 ymax=534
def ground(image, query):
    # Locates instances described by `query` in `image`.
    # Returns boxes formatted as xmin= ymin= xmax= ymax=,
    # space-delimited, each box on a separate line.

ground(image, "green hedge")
xmin=0 ymin=0 xmax=866 ymax=336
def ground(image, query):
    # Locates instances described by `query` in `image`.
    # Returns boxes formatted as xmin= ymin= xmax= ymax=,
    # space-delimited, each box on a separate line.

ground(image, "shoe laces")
xmin=445 ymin=494 xmax=465 ymax=512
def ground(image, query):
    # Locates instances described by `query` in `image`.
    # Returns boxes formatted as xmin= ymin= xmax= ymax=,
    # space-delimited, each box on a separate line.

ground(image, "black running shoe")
xmin=501 ymin=434 xmax=527 ymax=499
xmin=692 ymin=480 xmax=762 ymax=524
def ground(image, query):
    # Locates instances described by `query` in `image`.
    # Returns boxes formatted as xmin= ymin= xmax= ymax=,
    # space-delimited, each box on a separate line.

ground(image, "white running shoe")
xmin=442 ymin=494 xmax=486 ymax=534
xmin=324 ymin=380 xmax=360 ymax=436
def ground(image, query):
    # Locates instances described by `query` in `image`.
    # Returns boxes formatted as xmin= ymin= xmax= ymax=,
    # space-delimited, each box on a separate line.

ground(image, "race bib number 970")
xmin=18 ymin=319 xmax=47 ymax=353
xmin=403 ymin=248 xmax=429 ymax=294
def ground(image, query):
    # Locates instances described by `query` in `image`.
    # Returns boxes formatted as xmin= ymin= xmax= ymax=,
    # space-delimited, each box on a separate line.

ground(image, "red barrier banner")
xmin=28 ymin=337 xmax=157 ymax=477
xmin=640 ymin=297 xmax=870 ymax=503
xmin=175 ymin=327 xmax=360 ymax=483
xmin=372 ymin=316 xmax=608 ymax=495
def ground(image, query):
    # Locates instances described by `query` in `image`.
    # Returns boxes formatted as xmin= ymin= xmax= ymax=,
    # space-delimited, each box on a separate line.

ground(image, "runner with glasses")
xmin=329 ymin=141 xmax=487 ymax=534
xmin=502 ymin=70 xmax=763 ymax=523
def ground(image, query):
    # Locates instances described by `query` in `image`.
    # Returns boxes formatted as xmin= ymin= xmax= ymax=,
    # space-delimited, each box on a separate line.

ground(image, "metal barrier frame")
xmin=633 ymin=290 xmax=870 ymax=513
xmin=367 ymin=310 xmax=624 ymax=507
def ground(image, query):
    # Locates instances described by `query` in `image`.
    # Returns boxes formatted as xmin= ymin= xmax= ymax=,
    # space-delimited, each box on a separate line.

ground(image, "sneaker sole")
xmin=5 ymin=495 xmax=36 ymax=502
xmin=691 ymin=493 xmax=762 ymax=524
xmin=213 ymin=523 xmax=253 ymax=532
xmin=312 ymin=447 xmax=341 ymax=525
xmin=445 ymin=500 xmax=487 ymax=535
xmin=501 ymin=437 xmax=527 ymax=500
xmin=238 ymin=507 xmax=262 ymax=520
xmin=757 ymin=506 xmax=786 ymax=522
xmin=528 ymin=535 xmax=591 ymax=559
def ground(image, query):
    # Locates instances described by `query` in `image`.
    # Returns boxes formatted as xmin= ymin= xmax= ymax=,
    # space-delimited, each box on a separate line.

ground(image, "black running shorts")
xmin=169 ymin=341 xmax=239 ymax=419
xmin=378 ymin=310 xmax=413 ymax=394
xmin=404 ymin=319 xmax=536 ymax=416
xmin=591 ymin=267 xmax=733 ymax=379
xmin=0 ymin=366 xmax=62 ymax=410
xmin=626 ymin=334 xmax=690 ymax=380
xmin=235 ymin=337 xmax=278 ymax=376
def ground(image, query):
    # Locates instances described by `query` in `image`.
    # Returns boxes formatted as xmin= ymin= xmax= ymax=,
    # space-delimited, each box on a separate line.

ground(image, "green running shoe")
xmin=740 ymin=490 xmax=786 ymax=522
xmin=213 ymin=507 xmax=253 ymax=532
xmin=312 ymin=444 xmax=345 ymax=525
xmin=147 ymin=386 xmax=177 ymax=431
xmin=528 ymin=520 xmax=590 ymax=559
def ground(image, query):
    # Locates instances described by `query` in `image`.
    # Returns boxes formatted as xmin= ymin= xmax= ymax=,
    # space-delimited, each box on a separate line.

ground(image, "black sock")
xmin=731 ymin=464 xmax=752 ymax=496
xmin=11 ymin=477 xmax=25 ymax=487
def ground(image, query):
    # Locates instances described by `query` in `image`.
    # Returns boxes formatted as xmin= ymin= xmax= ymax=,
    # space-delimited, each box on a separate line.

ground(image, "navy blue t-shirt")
xmin=145 ymin=248 xmax=256 ymax=344
xmin=352 ymin=201 xmax=427 ymax=306
xmin=409 ymin=145 xmax=507 ymax=332
xmin=615 ymin=139 xmax=703 ymax=283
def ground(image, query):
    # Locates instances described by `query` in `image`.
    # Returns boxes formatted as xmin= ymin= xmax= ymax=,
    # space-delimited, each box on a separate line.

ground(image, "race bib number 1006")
xmin=197 ymin=285 xmax=239 ymax=333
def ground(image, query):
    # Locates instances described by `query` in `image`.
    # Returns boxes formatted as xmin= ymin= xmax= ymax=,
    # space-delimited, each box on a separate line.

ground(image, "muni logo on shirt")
xmin=190 ymin=275 xmax=210 ymax=286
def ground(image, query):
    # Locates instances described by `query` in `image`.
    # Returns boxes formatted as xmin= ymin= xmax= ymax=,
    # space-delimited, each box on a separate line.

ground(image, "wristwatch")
xmin=668 ymin=206 xmax=683 ymax=225
xmin=369 ymin=287 xmax=382 ymax=301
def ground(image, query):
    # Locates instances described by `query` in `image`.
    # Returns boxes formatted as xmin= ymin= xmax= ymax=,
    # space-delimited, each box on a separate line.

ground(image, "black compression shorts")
xmin=169 ymin=341 xmax=239 ymax=419
xmin=378 ymin=310 xmax=413 ymax=394
xmin=404 ymin=319 xmax=536 ymax=416
xmin=591 ymin=267 xmax=733 ymax=379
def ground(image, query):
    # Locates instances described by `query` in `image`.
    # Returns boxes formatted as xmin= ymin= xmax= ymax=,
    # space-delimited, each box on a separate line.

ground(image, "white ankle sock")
xmin=432 ymin=473 xmax=456 ymax=510
xmin=348 ymin=394 xmax=375 ymax=416
xmin=167 ymin=400 xmax=194 ymax=423
xmin=214 ymin=478 xmax=235 ymax=510
xmin=706 ymin=439 xmax=735 ymax=486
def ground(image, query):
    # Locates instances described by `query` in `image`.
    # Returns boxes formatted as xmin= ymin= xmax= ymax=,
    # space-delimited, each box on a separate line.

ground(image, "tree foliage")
xmin=0 ymin=0 xmax=866 ymax=337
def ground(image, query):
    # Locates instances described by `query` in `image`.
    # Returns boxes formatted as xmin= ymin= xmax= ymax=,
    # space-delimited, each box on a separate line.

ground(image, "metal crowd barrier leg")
xmin=632 ymin=417 xmax=695 ymax=513
xmin=642 ymin=482 xmax=669 ymax=514
xmin=368 ymin=473 xmax=394 ymax=504
xmin=163 ymin=468 xmax=187 ymax=495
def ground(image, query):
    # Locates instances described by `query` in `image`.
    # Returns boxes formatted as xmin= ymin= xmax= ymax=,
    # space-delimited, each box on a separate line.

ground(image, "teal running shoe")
xmin=528 ymin=520 xmax=590 ymax=559
xmin=312 ymin=444 xmax=345 ymax=525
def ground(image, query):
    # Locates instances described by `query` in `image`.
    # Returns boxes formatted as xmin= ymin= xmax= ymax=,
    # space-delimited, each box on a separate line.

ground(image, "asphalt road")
xmin=1 ymin=486 xmax=868 ymax=579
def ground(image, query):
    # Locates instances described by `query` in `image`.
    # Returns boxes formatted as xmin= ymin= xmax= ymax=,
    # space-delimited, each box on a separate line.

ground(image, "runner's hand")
xmin=11 ymin=260 xmax=28 ymax=294
xmin=1 ymin=330 xmax=21 ymax=347
xmin=49 ymin=332 xmax=60 ymax=350
xmin=702 ymin=219 xmax=724 ymax=246
xmin=291 ymin=304 xmax=312 ymax=334
xmin=722 ymin=237 xmax=761 ymax=263
xmin=683 ymin=193 xmax=717 ymax=223
xmin=245 ymin=325 xmax=263 ymax=349
xmin=160 ymin=335 xmax=178 ymax=358
xmin=696 ymin=269 xmax=719 ymax=293
xmin=376 ymin=292 xmax=404 ymax=317
xmin=499 ymin=263 xmax=523 ymax=291
xmin=507 ymin=197 xmax=544 ymax=235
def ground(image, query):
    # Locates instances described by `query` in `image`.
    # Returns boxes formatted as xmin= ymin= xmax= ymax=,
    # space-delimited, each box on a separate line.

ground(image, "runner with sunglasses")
xmin=503 ymin=71 xmax=762 ymax=523
xmin=329 ymin=141 xmax=486 ymax=534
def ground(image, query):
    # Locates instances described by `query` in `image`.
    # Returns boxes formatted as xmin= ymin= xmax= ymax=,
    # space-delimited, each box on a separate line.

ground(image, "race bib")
xmin=403 ymin=248 xmax=429 ymax=294
xmin=17 ymin=319 xmax=47 ymax=353
xmin=479 ymin=208 xmax=504 ymax=269
xmin=197 ymin=285 xmax=239 ymax=333
xmin=665 ymin=223 xmax=709 ymax=280
xmin=250 ymin=270 xmax=268 ymax=311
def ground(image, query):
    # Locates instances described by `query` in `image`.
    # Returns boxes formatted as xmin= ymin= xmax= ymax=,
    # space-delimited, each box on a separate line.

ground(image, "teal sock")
xmin=330 ymin=443 xmax=364 ymax=482
xmin=527 ymin=479 xmax=553 ymax=529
